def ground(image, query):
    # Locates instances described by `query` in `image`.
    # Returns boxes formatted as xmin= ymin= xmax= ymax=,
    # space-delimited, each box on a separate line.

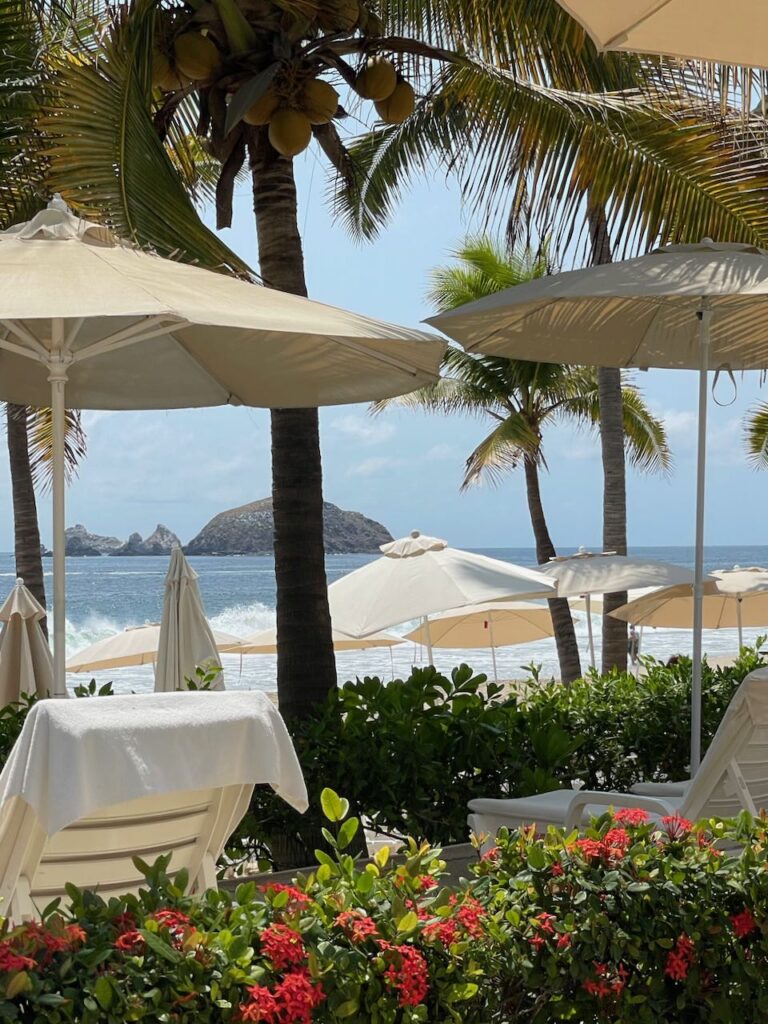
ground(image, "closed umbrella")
xmin=0 ymin=579 xmax=55 ymax=702
xmin=554 ymin=1 xmax=768 ymax=69
xmin=430 ymin=240 xmax=768 ymax=772
xmin=537 ymin=550 xmax=694 ymax=668
xmin=0 ymin=199 xmax=444 ymax=696
xmin=328 ymin=530 xmax=554 ymax=661
xmin=66 ymin=623 xmax=241 ymax=673
xmin=155 ymin=549 xmax=223 ymax=691
xmin=403 ymin=600 xmax=556 ymax=682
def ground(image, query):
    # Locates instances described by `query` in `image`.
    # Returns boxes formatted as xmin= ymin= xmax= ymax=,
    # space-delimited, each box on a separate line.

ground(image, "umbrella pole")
xmin=691 ymin=298 xmax=712 ymax=775
xmin=488 ymin=614 xmax=499 ymax=683
xmin=585 ymin=594 xmax=596 ymax=670
xmin=49 ymin=340 xmax=70 ymax=698
xmin=737 ymin=597 xmax=743 ymax=651
xmin=422 ymin=616 xmax=433 ymax=664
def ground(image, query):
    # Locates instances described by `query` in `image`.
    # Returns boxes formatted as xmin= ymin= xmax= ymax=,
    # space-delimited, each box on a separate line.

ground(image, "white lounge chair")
xmin=0 ymin=690 xmax=307 ymax=921
xmin=468 ymin=666 xmax=768 ymax=841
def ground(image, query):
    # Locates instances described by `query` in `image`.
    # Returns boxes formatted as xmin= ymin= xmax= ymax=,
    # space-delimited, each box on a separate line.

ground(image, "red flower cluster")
xmin=260 ymin=924 xmax=306 ymax=970
xmin=660 ymin=815 xmax=693 ymax=840
xmin=417 ymin=875 xmax=438 ymax=891
xmin=378 ymin=942 xmax=429 ymax=1006
xmin=259 ymin=883 xmax=312 ymax=909
xmin=613 ymin=807 xmax=650 ymax=826
xmin=665 ymin=934 xmax=695 ymax=981
xmin=731 ymin=907 xmax=758 ymax=939
xmin=334 ymin=910 xmax=378 ymax=943
xmin=582 ymin=961 xmax=628 ymax=999
xmin=529 ymin=912 xmax=571 ymax=952
xmin=18 ymin=921 xmax=86 ymax=964
xmin=550 ymin=861 xmax=564 ymax=877
xmin=451 ymin=894 xmax=486 ymax=938
xmin=151 ymin=909 xmax=190 ymax=934
xmin=421 ymin=894 xmax=486 ymax=945
xmin=480 ymin=846 xmax=500 ymax=863
xmin=239 ymin=970 xmax=324 ymax=1023
xmin=0 ymin=941 xmax=36 ymax=974
xmin=114 ymin=930 xmax=145 ymax=955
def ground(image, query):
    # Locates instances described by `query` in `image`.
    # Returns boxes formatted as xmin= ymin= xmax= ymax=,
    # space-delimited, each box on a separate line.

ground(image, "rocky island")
xmin=184 ymin=498 xmax=393 ymax=555
xmin=111 ymin=524 xmax=181 ymax=556
xmin=45 ymin=523 xmax=181 ymax=557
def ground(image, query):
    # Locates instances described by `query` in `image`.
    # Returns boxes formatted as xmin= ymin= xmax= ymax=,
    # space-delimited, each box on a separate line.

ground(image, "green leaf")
xmin=337 ymin=816 xmax=360 ymax=851
xmin=396 ymin=911 xmax=419 ymax=934
xmin=93 ymin=976 xmax=114 ymax=1011
xmin=320 ymin=789 xmax=349 ymax=823
xmin=225 ymin=64 xmax=279 ymax=135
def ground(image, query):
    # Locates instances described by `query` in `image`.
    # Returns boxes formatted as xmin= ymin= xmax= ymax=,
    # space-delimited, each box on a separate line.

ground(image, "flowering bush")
xmin=473 ymin=808 xmax=768 ymax=1022
xmin=0 ymin=789 xmax=493 ymax=1023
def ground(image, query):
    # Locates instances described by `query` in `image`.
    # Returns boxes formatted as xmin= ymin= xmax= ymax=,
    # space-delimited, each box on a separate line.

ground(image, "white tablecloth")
xmin=0 ymin=690 xmax=308 ymax=835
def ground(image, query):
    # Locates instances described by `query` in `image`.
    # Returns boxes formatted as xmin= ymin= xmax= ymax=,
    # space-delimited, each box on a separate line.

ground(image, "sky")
xmin=1 ymin=153 xmax=767 ymax=552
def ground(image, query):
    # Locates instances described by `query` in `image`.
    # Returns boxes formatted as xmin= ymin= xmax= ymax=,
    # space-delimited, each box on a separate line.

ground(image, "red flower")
xmin=151 ymin=909 xmax=190 ymax=933
xmin=259 ymin=883 xmax=311 ymax=909
xmin=583 ymin=962 xmax=627 ymax=999
xmin=422 ymin=917 xmax=459 ymax=945
xmin=260 ymin=924 xmax=306 ymax=970
xmin=417 ymin=875 xmax=438 ymax=890
xmin=574 ymin=837 xmax=604 ymax=860
xmin=533 ymin=912 xmax=556 ymax=935
xmin=114 ymin=930 xmax=145 ymax=954
xmin=613 ymin=807 xmax=650 ymax=826
xmin=452 ymin=895 xmax=486 ymax=938
xmin=274 ymin=969 xmax=324 ymax=1024
xmin=550 ymin=861 xmax=564 ymax=877
xmin=0 ymin=942 xmax=36 ymax=973
xmin=64 ymin=925 xmax=87 ymax=946
xmin=112 ymin=912 xmax=137 ymax=932
xmin=603 ymin=828 xmax=631 ymax=860
xmin=665 ymin=934 xmax=695 ymax=981
xmin=335 ymin=910 xmax=378 ymax=943
xmin=378 ymin=942 xmax=429 ymax=1006
xmin=731 ymin=908 xmax=758 ymax=939
xmin=660 ymin=815 xmax=693 ymax=840
xmin=480 ymin=846 xmax=500 ymax=863
xmin=239 ymin=984 xmax=278 ymax=1023
xmin=556 ymin=932 xmax=572 ymax=950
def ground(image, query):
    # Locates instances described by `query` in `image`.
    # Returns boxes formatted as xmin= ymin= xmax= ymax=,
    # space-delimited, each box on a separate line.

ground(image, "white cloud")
xmin=426 ymin=443 xmax=460 ymax=461
xmin=661 ymin=409 xmax=698 ymax=441
xmin=330 ymin=414 xmax=395 ymax=445
xmin=347 ymin=456 xmax=403 ymax=477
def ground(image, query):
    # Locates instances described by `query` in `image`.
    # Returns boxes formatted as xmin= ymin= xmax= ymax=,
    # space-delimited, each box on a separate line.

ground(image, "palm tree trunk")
xmin=248 ymin=133 xmax=336 ymax=719
xmin=6 ymin=404 xmax=47 ymax=636
xmin=522 ymin=456 xmax=581 ymax=683
xmin=588 ymin=202 xmax=628 ymax=674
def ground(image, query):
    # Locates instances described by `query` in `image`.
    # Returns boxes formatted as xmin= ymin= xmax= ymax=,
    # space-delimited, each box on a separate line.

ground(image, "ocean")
xmin=8 ymin=545 xmax=768 ymax=694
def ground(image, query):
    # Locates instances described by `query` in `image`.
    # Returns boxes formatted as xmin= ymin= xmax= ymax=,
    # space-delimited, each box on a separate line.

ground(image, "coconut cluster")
xmin=151 ymin=2 xmax=416 ymax=160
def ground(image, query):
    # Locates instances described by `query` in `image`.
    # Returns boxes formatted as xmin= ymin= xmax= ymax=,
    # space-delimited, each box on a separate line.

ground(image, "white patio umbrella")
xmin=328 ymin=530 xmax=554 ymax=661
xmin=710 ymin=567 xmax=768 ymax=648
xmin=537 ymin=549 xmax=694 ymax=668
xmin=403 ymin=600 xmax=556 ymax=681
xmin=0 ymin=579 xmax=55 ymax=702
xmin=66 ymin=623 xmax=241 ymax=673
xmin=155 ymin=549 xmax=223 ymax=691
xmin=554 ymin=1 xmax=768 ymax=69
xmin=430 ymin=240 xmax=768 ymax=771
xmin=222 ymin=627 xmax=404 ymax=654
xmin=0 ymin=199 xmax=444 ymax=697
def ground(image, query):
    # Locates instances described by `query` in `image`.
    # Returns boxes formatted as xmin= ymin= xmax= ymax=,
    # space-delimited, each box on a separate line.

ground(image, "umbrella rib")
xmin=166 ymin=331 xmax=246 ymax=405
xmin=329 ymin=336 xmax=429 ymax=377
xmin=71 ymin=317 xmax=192 ymax=363
xmin=0 ymin=320 xmax=48 ymax=359
xmin=601 ymin=0 xmax=677 ymax=48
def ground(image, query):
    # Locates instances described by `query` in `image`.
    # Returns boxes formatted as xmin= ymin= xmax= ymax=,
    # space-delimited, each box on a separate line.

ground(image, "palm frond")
xmin=24 ymin=407 xmax=87 ymax=489
xmin=745 ymin=402 xmax=768 ymax=469
xmin=618 ymin=386 xmax=672 ymax=475
xmin=461 ymin=414 xmax=541 ymax=489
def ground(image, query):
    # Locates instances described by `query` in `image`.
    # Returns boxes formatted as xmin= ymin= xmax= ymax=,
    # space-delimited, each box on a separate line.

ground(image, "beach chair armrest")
xmin=564 ymin=791 xmax=680 ymax=831
xmin=630 ymin=780 xmax=690 ymax=797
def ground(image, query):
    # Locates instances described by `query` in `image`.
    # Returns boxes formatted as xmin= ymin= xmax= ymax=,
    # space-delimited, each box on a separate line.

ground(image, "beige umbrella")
xmin=155 ymin=549 xmax=223 ymax=691
xmin=430 ymin=240 xmax=768 ymax=771
xmin=403 ymin=600 xmax=556 ymax=681
xmin=0 ymin=199 xmax=444 ymax=696
xmin=66 ymin=623 xmax=241 ymax=673
xmin=222 ymin=627 xmax=404 ymax=654
xmin=555 ymin=1 xmax=768 ymax=69
xmin=0 ymin=579 xmax=55 ymax=702
xmin=328 ymin=530 xmax=554 ymax=661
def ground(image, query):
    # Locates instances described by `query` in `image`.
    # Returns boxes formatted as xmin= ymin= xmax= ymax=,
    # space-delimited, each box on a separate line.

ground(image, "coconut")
xmin=300 ymin=79 xmax=339 ymax=124
xmin=354 ymin=56 xmax=397 ymax=101
xmin=152 ymin=50 xmax=185 ymax=92
xmin=242 ymin=87 xmax=280 ymax=126
xmin=375 ymin=80 xmax=415 ymax=124
xmin=268 ymin=109 xmax=313 ymax=157
xmin=173 ymin=32 xmax=220 ymax=82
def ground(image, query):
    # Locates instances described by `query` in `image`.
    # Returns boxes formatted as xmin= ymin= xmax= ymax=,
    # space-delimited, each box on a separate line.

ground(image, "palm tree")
xmin=375 ymin=237 xmax=670 ymax=681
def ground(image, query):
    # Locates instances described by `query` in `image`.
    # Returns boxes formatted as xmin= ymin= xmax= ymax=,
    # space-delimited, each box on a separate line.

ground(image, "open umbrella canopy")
xmin=403 ymin=601 xmax=556 ymax=648
xmin=223 ymin=627 xmax=403 ymax=655
xmin=0 ymin=579 xmax=54 ymax=702
xmin=155 ymin=549 xmax=223 ymax=692
xmin=609 ymin=581 xmax=768 ymax=630
xmin=66 ymin=623 xmax=240 ymax=673
xmin=555 ymin=1 xmax=768 ymax=69
xmin=537 ymin=550 xmax=694 ymax=597
xmin=328 ymin=530 xmax=554 ymax=638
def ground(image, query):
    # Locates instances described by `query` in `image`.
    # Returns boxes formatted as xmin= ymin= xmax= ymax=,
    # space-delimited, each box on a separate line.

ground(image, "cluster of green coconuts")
xmin=152 ymin=12 xmax=416 ymax=159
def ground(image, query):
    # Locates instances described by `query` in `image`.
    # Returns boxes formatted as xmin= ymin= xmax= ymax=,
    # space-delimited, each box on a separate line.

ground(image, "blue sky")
xmin=1 ymin=153 xmax=767 ymax=552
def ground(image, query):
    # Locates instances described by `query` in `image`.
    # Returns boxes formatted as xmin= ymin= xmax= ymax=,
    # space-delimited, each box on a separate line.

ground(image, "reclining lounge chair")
xmin=0 ymin=690 xmax=307 ymax=921
xmin=468 ymin=666 xmax=768 ymax=842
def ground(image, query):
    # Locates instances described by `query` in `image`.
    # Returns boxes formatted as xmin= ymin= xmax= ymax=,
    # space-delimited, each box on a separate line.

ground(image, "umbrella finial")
xmin=15 ymin=577 xmax=23 ymax=586
xmin=48 ymin=194 xmax=69 ymax=213
xmin=409 ymin=530 xmax=420 ymax=538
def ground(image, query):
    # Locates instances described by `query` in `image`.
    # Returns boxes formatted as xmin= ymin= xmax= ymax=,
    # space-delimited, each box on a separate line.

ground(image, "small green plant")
xmin=72 ymin=678 xmax=114 ymax=698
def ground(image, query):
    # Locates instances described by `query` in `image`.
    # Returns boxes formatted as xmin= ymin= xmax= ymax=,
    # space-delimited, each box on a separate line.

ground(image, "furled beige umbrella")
xmin=328 ymin=530 xmax=555 ymax=661
xmin=223 ymin=627 xmax=404 ymax=654
xmin=555 ymin=1 xmax=768 ymax=69
xmin=0 ymin=579 xmax=55 ymax=702
xmin=66 ymin=623 xmax=241 ymax=673
xmin=430 ymin=240 xmax=768 ymax=771
xmin=156 ymin=549 xmax=224 ymax=691
xmin=0 ymin=199 xmax=444 ymax=697
xmin=403 ymin=600 xmax=557 ymax=681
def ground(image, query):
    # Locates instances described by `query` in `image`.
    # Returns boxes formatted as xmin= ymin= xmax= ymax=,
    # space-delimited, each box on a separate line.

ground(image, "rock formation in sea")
xmin=184 ymin=498 xmax=393 ymax=555
xmin=65 ymin=524 xmax=122 ymax=556
xmin=111 ymin=524 xmax=181 ymax=556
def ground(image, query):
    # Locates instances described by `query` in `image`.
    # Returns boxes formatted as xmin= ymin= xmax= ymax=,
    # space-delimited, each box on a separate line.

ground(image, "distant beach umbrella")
xmin=553 ymin=1 xmax=768 ymax=69
xmin=537 ymin=550 xmax=694 ymax=669
xmin=0 ymin=579 xmax=55 ymax=702
xmin=156 ymin=549 xmax=224 ymax=691
xmin=222 ymin=627 xmax=404 ymax=655
xmin=0 ymin=199 xmax=444 ymax=698
xmin=328 ymin=530 xmax=554 ymax=661
xmin=67 ymin=623 xmax=240 ymax=674
xmin=403 ymin=600 xmax=557 ymax=682
xmin=430 ymin=240 xmax=768 ymax=772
